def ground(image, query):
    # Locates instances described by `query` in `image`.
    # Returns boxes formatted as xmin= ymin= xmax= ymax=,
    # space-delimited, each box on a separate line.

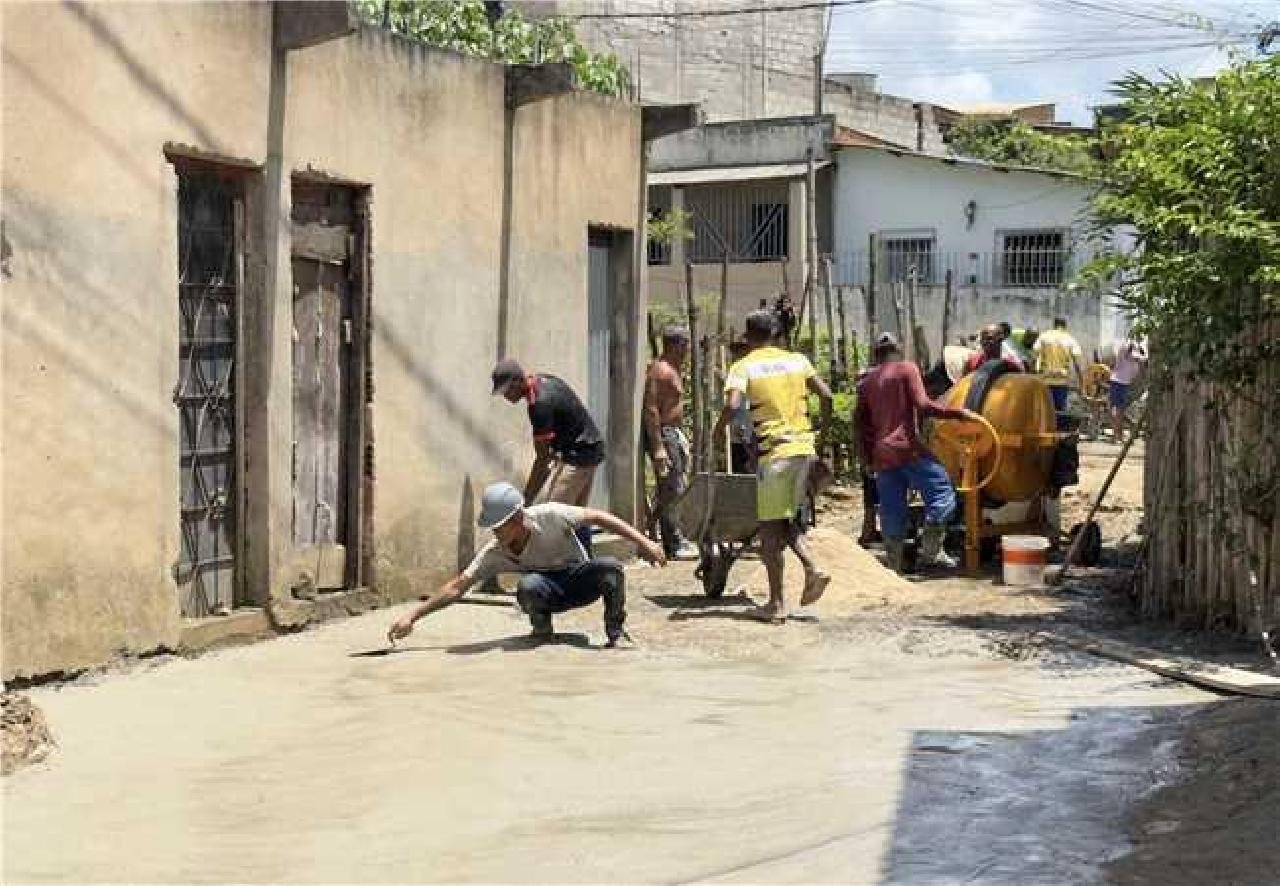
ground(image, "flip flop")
xmin=800 ymin=571 xmax=831 ymax=606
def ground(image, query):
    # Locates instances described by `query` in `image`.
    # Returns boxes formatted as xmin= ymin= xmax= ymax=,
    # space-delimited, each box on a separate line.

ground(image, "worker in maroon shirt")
xmin=856 ymin=332 xmax=981 ymax=572
xmin=963 ymin=323 xmax=1026 ymax=375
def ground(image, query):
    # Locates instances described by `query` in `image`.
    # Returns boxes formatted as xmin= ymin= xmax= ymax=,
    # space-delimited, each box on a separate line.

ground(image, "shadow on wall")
xmin=0 ymin=196 xmax=177 ymax=435
xmin=1 ymin=47 xmax=156 ymax=190
xmin=373 ymin=316 xmax=512 ymax=474
xmin=61 ymin=1 xmax=225 ymax=153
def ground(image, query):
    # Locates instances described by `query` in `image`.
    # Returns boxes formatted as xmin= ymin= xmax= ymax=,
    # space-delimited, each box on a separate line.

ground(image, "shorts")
xmin=1049 ymin=385 xmax=1070 ymax=412
xmin=1108 ymin=381 xmax=1130 ymax=409
xmin=757 ymin=455 xmax=812 ymax=522
xmin=537 ymin=461 xmax=596 ymax=506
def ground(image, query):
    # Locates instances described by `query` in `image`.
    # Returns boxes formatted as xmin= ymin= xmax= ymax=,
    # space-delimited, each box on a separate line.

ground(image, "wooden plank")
xmin=292 ymin=257 xmax=321 ymax=546
xmin=345 ymin=198 xmax=371 ymax=589
xmin=292 ymin=221 xmax=348 ymax=264
xmin=1047 ymin=631 xmax=1280 ymax=699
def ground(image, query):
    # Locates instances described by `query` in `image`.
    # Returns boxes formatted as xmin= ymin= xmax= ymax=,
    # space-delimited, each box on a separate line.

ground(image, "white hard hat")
xmin=477 ymin=481 xmax=524 ymax=529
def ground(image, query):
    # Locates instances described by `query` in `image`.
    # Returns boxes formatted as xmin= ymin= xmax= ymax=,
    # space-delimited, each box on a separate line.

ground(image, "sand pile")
xmin=2 ymin=692 xmax=54 ymax=775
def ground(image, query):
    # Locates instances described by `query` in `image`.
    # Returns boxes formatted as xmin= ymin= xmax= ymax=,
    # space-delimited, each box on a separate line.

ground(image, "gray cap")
xmin=477 ymin=481 xmax=524 ymax=528
xmin=490 ymin=358 xmax=525 ymax=394
xmin=874 ymin=331 xmax=900 ymax=351
xmin=662 ymin=325 xmax=690 ymax=344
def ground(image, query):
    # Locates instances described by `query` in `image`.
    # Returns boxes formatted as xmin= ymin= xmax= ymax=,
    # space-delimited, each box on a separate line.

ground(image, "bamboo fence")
xmin=1141 ymin=317 xmax=1280 ymax=634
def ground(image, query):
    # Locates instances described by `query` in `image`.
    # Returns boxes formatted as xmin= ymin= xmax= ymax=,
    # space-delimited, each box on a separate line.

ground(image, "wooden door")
xmin=587 ymin=228 xmax=613 ymax=509
xmin=291 ymin=184 xmax=359 ymax=590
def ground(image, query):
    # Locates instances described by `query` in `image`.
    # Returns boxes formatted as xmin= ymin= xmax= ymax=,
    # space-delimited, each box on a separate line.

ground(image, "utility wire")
xmin=563 ymin=0 xmax=890 ymax=20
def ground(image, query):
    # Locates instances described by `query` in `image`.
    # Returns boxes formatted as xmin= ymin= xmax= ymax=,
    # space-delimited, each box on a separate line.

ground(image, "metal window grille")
xmin=684 ymin=181 xmax=790 ymax=263
xmin=882 ymin=236 xmax=935 ymax=284
xmin=175 ymin=170 xmax=241 ymax=617
xmin=1001 ymin=230 xmax=1066 ymax=287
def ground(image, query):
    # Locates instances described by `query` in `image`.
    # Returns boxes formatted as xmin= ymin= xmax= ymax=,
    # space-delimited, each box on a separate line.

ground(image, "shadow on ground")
xmin=879 ymin=701 xmax=1218 ymax=886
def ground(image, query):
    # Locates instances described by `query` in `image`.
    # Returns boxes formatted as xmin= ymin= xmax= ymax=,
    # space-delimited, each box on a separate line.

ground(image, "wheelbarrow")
xmin=672 ymin=472 xmax=759 ymax=598
xmin=670 ymin=471 xmax=818 ymax=598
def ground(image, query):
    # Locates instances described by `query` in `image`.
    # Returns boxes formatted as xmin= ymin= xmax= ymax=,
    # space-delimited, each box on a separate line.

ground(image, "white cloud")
xmin=899 ymin=71 xmax=996 ymax=108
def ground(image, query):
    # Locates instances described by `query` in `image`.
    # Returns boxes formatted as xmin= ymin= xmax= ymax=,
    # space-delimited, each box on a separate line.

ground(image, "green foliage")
xmin=647 ymin=208 xmax=694 ymax=247
xmin=946 ymin=119 xmax=1098 ymax=176
xmin=353 ymin=0 xmax=631 ymax=97
xmin=1083 ymin=54 xmax=1280 ymax=397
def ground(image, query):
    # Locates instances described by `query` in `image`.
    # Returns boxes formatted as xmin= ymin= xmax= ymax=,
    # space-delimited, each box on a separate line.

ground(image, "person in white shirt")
xmin=1109 ymin=336 xmax=1147 ymax=440
xmin=387 ymin=483 xmax=665 ymax=647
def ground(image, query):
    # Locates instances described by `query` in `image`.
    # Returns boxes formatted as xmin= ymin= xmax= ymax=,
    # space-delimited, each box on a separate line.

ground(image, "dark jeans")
xmin=515 ymin=558 xmax=626 ymax=641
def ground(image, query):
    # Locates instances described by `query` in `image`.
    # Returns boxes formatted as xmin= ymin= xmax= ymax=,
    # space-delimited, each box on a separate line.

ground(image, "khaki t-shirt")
xmin=461 ymin=503 xmax=588 ymax=584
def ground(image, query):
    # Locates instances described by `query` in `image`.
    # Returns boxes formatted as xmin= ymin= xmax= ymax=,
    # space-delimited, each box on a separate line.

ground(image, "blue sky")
xmin=825 ymin=0 xmax=1277 ymax=125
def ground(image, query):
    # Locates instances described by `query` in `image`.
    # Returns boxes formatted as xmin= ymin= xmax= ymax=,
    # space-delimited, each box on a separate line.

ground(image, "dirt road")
xmin=2 ymin=441 xmax=1254 ymax=884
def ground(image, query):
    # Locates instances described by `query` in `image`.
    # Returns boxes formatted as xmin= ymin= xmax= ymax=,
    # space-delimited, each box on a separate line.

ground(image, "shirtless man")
xmin=644 ymin=326 xmax=693 ymax=559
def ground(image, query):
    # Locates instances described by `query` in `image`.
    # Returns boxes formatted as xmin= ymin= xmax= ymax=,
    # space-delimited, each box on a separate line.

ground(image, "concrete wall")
xmin=831 ymin=146 xmax=1113 ymax=356
xmin=1 ymin=3 xmax=643 ymax=680
xmin=649 ymin=116 xmax=834 ymax=171
xmin=823 ymin=85 xmax=945 ymax=154
xmin=3 ymin=2 xmax=273 ymax=679
xmin=537 ymin=0 xmax=827 ymax=124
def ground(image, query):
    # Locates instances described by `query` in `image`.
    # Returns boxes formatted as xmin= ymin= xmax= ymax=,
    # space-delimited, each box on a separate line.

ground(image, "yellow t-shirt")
xmin=1034 ymin=328 xmax=1083 ymax=385
xmin=725 ymin=346 xmax=816 ymax=461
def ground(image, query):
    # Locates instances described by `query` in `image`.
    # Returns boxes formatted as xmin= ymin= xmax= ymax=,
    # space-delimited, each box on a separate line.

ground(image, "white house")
xmin=831 ymin=143 xmax=1126 ymax=359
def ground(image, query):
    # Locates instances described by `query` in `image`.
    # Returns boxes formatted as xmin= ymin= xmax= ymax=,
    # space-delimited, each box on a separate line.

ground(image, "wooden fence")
xmin=1142 ymin=318 xmax=1280 ymax=634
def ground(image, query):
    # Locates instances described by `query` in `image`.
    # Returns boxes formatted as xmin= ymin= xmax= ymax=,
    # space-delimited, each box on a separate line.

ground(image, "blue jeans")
xmin=875 ymin=456 xmax=957 ymax=541
xmin=515 ymin=558 xmax=625 ymax=641
xmin=1050 ymin=385 xmax=1069 ymax=411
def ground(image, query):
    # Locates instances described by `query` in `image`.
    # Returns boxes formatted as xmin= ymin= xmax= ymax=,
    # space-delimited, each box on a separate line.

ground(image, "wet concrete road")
xmin=3 ymin=590 xmax=1208 ymax=885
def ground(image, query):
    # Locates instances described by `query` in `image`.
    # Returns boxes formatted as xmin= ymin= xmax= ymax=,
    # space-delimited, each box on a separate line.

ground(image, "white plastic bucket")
xmin=1001 ymin=535 xmax=1050 ymax=587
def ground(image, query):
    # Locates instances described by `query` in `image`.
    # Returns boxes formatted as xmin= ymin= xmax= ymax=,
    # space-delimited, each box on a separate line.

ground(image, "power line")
xmin=563 ymin=0 xmax=890 ymax=21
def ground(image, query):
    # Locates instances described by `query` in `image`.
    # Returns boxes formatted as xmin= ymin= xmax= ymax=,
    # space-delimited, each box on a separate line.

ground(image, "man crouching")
xmin=387 ymin=482 xmax=666 ymax=648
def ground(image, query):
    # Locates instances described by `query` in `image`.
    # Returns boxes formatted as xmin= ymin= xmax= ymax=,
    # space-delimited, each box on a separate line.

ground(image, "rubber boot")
xmin=919 ymin=524 xmax=958 ymax=569
xmin=884 ymin=538 xmax=907 ymax=573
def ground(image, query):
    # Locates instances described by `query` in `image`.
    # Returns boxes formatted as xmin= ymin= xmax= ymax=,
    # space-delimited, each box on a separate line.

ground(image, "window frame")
xmin=877 ymin=228 xmax=937 ymax=285
xmin=996 ymin=227 xmax=1070 ymax=288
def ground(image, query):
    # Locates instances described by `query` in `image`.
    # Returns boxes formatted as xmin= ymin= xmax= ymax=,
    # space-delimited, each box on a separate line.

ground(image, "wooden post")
xmin=835 ymin=282 xmax=849 ymax=380
xmin=866 ymin=234 xmax=878 ymax=347
xmin=805 ymin=149 xmax=819 ymax=362
xmin=894 ymin=282 xmax=910 ymax=363
xmin=717 ymin=250 xmax=730 ymax=471
xmin=684 ymin=260 xmax=703 ymax=472
xmin=941 ymin=267 xmax=953 ymax=351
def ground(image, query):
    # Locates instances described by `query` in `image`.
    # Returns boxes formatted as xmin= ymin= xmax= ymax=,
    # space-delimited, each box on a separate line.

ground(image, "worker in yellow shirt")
xmin=1033 ymin=316 xmax=1084 ymax=411
xmin=714 ymin=310 xmax=832 ymax=622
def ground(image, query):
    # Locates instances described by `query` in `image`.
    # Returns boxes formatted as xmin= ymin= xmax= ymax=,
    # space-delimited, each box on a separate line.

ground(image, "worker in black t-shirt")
xmin=491 ymin=358 xmax=605 ymax=512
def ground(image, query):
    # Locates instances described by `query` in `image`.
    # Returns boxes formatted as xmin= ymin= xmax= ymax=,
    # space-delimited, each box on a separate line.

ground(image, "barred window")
xmin=881 ymin=233 xmax=935 ymax=284
xmin=684 ymin=181 xmax=791 ymax=263
xmin=1001 ymin=229 xmax=1066 ymax=287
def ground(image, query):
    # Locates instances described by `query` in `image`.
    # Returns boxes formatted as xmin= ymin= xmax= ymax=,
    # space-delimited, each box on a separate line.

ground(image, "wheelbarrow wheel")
xmin=697 ymin=543 xmax=731 ymax=598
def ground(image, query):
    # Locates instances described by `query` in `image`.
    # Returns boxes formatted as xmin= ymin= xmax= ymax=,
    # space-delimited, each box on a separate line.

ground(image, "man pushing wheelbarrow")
xmin=711 ymin=310 xmax=833 ymax=623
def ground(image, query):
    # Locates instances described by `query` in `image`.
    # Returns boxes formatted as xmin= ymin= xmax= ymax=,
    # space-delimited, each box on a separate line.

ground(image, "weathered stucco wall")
xmin=507 ymin=91 xmax=643 ymax=521
xmin=2 ymin=1 xmax=272 ymax=679
xmin=2 ymin=5 xmax=643 ymax=679
xmin=283 ymin=29 xmax=510 ymax=603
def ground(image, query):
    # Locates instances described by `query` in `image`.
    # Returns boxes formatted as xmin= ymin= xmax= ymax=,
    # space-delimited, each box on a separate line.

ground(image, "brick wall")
xmin=534 ymin=1 xmax=944 ymax=151
xmin=535 ymin=0 xmax=826 ymax=122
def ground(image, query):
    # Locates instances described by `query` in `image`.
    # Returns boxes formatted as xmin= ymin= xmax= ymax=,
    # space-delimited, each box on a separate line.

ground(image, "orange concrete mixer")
xmin=928 ymin=367 xmax=1075 ymax=575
